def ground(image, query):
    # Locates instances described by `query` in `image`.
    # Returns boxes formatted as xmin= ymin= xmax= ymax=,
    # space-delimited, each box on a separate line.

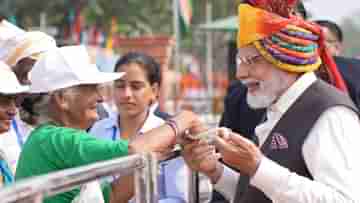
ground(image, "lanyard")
xmin=111 ymin=126 xmax=117 ymax=141
xmin=11 ymin=119 xmax=23 ymax=148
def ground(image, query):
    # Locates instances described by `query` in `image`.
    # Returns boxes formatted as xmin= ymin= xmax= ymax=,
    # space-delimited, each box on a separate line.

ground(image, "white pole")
xmin=40 ymin=12 xmax=47 ymax=32
xmin=173 ymin=0 xmax=181 ymax=113
xmin=173 ymin=0 xmax=181 ymax=62
xmin=206 ymin=1 xmax=213 ymax=116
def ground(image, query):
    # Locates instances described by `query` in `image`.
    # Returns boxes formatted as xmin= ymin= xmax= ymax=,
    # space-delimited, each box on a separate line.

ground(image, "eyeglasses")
xmin=236 ymin=54 xmax=262 ymax=66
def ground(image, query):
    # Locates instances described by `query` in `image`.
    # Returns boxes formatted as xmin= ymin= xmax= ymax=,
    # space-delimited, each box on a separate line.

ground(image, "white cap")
xmin=0 ymin=20 xmax=25 ymax=43
xmin=29 ymin=45 xmax=125 ymax=93
xmin=0 ymin=31 xmax=56 ymax=67
xmin=0 ymin=61 xmax=29 ymax=94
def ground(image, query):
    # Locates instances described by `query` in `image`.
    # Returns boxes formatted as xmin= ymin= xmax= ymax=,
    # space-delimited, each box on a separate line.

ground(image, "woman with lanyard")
xmin=90 ymin=52 xmax=192 ymax=203
xmin=0 ymin=62 xmax=29 ymax=186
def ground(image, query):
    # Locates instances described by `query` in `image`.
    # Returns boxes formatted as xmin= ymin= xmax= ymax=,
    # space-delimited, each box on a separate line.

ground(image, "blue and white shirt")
xmin=89 ymin=107 xmax=189 ymax=203
xmin=0 ymin=115 xmax=32 ymax=173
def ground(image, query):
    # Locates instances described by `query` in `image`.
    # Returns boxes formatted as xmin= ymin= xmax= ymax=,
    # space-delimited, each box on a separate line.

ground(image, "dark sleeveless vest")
xmin=234 ymin=79 xmax=358 ymax=203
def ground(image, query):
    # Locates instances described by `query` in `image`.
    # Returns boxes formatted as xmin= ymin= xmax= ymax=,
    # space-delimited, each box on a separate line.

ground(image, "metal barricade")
xmin=0 ymin=153 xmax=158 ymax=203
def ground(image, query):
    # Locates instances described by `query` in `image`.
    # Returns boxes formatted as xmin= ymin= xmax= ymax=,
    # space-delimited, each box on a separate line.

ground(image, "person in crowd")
xmin=315 ymin=20 xmax=343 ymax=56
xmin=176 ymin=61 xmax=207 ymax=113
xmin=15 ymin=46 xmax=203 ymax=203
xmin=0 ymin=19 xmax=56 ymax=86
xmin=90 ymin=52 xmax=197 ymax=203
xmin=0 ymin=19 xmax=57 ymax=172
xmin=183 ymin=0 xmax=360 ymax=202
xmin=314 ymin=19 xmax=360 ymax=108
xmin=0 ymin=62 xmax=29 ymax=186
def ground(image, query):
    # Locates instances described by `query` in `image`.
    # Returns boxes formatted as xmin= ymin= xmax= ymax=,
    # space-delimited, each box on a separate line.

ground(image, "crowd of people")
xmin=0 ymin=0 xmax=360 ymax=203
xmin=0 ymin=18 xmax=205 ymax=202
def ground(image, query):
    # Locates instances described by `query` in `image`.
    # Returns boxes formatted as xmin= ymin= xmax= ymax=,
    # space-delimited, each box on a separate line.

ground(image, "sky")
xmin=305 ymin=0 xmax=360 ymax=23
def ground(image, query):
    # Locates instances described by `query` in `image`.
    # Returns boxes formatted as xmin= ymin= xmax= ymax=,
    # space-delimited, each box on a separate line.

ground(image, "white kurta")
xmin=214 ymin=72 xmax=360 ymax=203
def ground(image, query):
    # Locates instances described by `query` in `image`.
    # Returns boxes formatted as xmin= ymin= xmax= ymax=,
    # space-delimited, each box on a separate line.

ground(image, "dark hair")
xmin=115 ymin=52 xmax=162 ymax=86
xmin=315 ymin=20 xmax=343 ymax=42
xmin=295 ymin=1 xmax=307 ymax=19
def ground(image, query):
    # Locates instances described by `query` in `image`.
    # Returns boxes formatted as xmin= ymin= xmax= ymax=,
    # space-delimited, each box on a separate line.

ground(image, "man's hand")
xmin=172 ymin=110 xmax=203 ymax=134
xmin=181 ymin=139 xmax=223 ymax=183
xmin=215 ymin=132 xmax=263 ymax=177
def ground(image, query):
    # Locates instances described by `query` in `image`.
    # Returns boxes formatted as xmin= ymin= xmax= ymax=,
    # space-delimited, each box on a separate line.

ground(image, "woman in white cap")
xmin=0 ymin=20 xmax=57 ymax=171
xmin=0 ymin=19 xmax=56 ymax=85
xmin=0 ymin=62 xmax=29 ymax=187
xmin=15 ymin=46 xmax=205 ymax=203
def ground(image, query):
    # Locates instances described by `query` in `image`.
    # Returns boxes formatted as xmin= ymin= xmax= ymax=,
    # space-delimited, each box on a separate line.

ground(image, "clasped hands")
xmin=178 ymin=122 xmax=263 ymax=183
xmin=139 ymin=110 xmax=263 ymax=183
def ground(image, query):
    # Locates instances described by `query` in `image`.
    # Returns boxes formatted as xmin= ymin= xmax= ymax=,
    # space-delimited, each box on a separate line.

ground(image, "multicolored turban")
xmin=237 ymin=0 xmax=348 ymax=92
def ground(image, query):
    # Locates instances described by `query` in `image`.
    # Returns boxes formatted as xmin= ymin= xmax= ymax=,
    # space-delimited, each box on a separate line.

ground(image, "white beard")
xmin=247 ymin=92 xmax=276 ymax=109
xmin=243 ymin=73 xmax=287 ymax=109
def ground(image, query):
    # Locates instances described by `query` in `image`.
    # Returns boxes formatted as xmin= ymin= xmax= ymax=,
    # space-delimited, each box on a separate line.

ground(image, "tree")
xmin=11 ymin=0 xmax=239 ymax=36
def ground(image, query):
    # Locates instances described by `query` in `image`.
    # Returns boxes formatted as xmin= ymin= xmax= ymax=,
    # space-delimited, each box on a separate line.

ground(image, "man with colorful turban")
xmin=181 ymin=0 xmax=360 ymax=202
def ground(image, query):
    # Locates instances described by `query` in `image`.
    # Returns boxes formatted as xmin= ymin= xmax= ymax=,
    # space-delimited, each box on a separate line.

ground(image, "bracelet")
xmin=165 ymin=119 xmax=179 ymax=138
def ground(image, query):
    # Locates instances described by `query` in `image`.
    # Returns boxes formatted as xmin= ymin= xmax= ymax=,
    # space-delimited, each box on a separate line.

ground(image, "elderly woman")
xmin=15 ymin=46 xmax=201 ymax=203
xmin=0 ymin=62 xmax=28 ymax=186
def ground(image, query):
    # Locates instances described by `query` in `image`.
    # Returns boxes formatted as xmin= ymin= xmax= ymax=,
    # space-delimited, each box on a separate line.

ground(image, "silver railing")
xmin=0 ymin=153 xmax=160 ymax=203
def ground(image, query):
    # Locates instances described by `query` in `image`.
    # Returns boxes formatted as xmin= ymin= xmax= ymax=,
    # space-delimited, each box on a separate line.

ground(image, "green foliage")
xmin=7 ymin=0 xmax=242 ymax=49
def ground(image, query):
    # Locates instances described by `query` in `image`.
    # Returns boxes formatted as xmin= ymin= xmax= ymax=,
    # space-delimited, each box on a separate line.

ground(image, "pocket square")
xmin=270 ymin=132 xmax=289 ymax=150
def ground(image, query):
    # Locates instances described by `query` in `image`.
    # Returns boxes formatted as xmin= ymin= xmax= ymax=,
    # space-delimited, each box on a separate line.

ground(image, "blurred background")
xmin=1 ymin=0 xmax=359 ymax=125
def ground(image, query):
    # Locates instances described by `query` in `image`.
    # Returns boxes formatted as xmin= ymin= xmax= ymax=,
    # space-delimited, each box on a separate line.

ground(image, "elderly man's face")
xmin=61 ymin=84 xmax=103 ymax=129
xmin=236 ymin=45 xmax=292 ymax=109
xmin=0 ymin=94 xmax=17 ymax=133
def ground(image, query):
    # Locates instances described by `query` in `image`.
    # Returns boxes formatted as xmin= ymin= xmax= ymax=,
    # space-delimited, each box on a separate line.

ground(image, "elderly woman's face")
xmin=62 ymin=84 xmax=103 ymax=129
xmin=0 ymin=94 xmax=17 ymax=133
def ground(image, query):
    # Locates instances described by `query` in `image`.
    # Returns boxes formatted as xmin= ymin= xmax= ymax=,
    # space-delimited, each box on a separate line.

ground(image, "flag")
xmin=72 ymin=8 xmax=84 ymax=44
xmin=106 ymin=17 xmax=117 ymax=52
xmin=178 ymin=0 xmax=193 ymax=34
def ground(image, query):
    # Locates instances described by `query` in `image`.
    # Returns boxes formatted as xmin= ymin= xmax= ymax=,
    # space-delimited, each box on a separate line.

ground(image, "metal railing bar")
xmin=0 ymin=154 xmax=145 ymax=203
xmin=148 ymin=153 xmax=158 ymax=203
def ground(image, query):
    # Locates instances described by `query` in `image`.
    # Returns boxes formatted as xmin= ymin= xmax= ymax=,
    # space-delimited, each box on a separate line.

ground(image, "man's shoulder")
xmin=311 ymin=80 xmax=358 ymax=112
xmin=334 ymin=56 xmax=360 ymax=108
xmin=334 ymin=56 xmax=360 ymax=71
xmin=334 ymin=56 xmax=360 ymax=86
